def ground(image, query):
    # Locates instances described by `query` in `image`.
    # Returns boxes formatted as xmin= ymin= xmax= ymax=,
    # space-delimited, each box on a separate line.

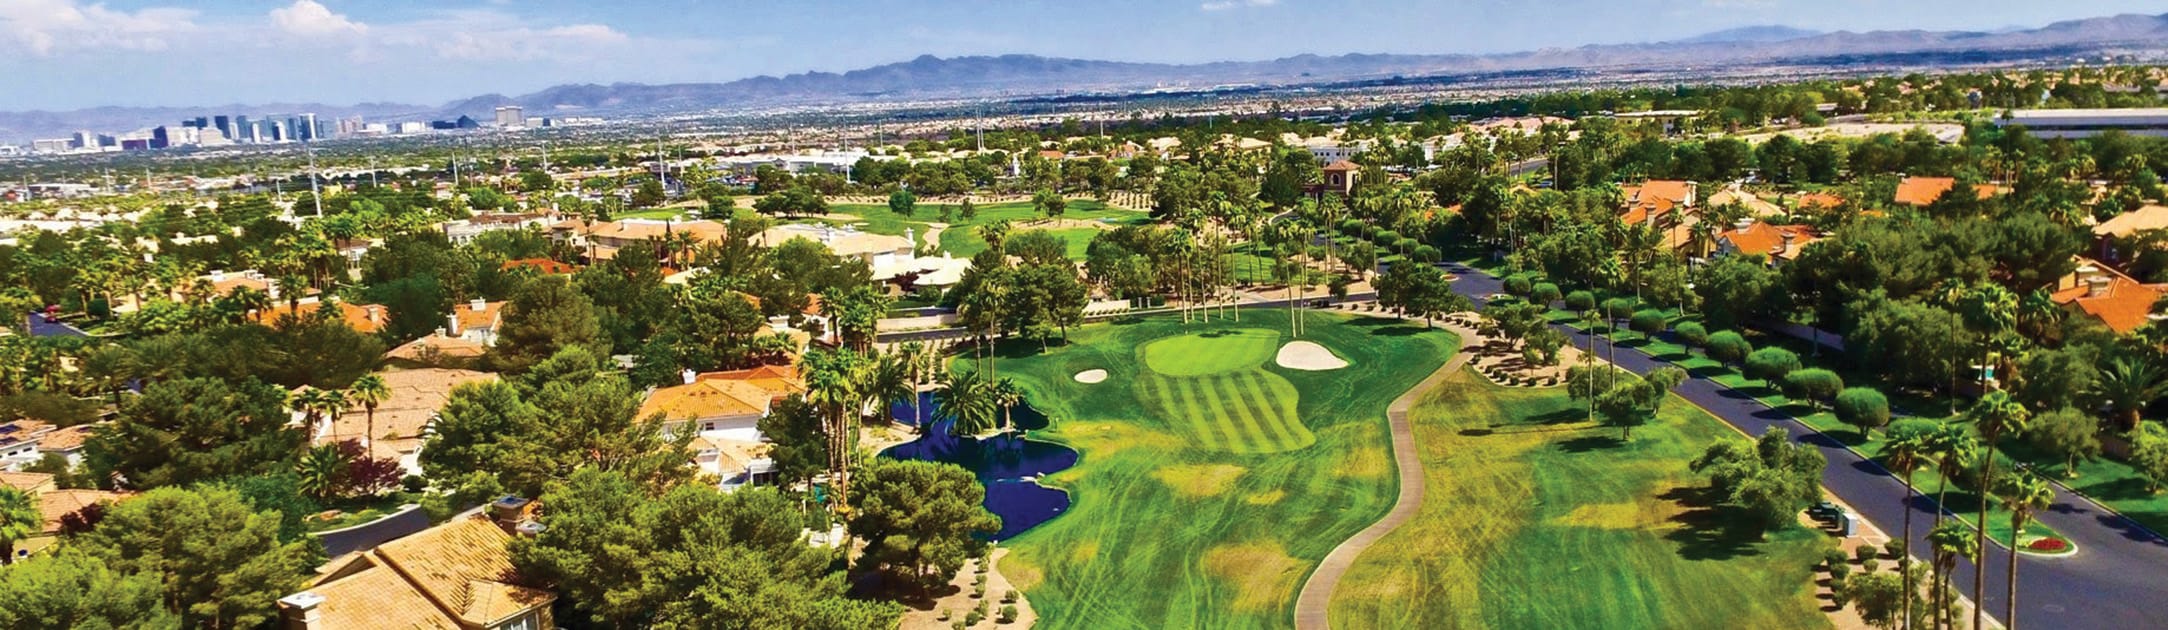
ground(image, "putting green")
xmin=1141 ymin=328 xmax=1280 ymax=376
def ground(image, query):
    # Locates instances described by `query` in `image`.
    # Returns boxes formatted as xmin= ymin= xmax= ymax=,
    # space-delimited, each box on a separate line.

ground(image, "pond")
xmin=880 ymin=392 xmax=1077 ymax=540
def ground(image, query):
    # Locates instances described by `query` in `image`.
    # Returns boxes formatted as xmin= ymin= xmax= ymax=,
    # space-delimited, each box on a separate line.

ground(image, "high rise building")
xmin=150 ymin=126 xmax=174 ymax=149
xmin=495 ymin=106 xmax=525 ymax=128
xmin=71 ymin=131 xmax=94 ymax=149
xmin=289 ymin=114 xmax=318 ymax=142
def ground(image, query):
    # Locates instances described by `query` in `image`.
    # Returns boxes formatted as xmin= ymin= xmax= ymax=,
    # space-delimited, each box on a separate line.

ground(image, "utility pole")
xmin=306 ymin=143 xmax=324 ymax=217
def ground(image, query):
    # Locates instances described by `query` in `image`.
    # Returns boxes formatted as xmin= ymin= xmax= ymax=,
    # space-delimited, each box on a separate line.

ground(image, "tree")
xmin=1877 ymin=425 xmax=1932 ymax=629
xmin=849 ymin=459 xmax=1001 ymax=591
xmin=1965 ymin=388 xmax=2030 ymax=627
xmin=888 ymin=188 xmax=917 ymax=218
xmin=489 ymin=277 xmax=605 ymax=374
xmin=1691 ymin=427 xmax=1826 ymax=537
xmin=1694 ymin=255 xmax=1785 ymax=331
xmin=1781 ymin=369 xmax=1844 ymax=409
xmin=1628 ymin=309 xmax=1667 ymax=340
xmin=1032 ymin=188 xmax=1067 ymax=220
xmin=2089 ymin=355 xmax=2166 ymax=433
xmin=1833 ymin=387 xmax=1891 ymax=437
xmin=1743 ymin=347 xmax=1801 ymax=386
xmin=1999 ymin=470 xmax=2054 ymax=630
xmin=1705 ymin=330 xmax=1752 ymax=364
xmin=1594 ymin=366 xmax=1687 ymax=439
xmin=75 ymin=486 xmax=319 ymax=629
xmin=632 ymin=178 xmax=667 ymax=208
xmin=346 ymin=373 xmax=388 ymax=449
xmin=0 ymin=548 xmax=177 ymax=629
xmin=937 ymin=367 xmax=999 ymax=437
xmin=512 ymin=468 xmax=900 ymax=628
xmin=1564 ymin=290 xmax=1597 ymax=312
xmin=424 ymin=350 xmax=691 ymax=497
xmin=86 ymin=377 xmax=301 ymax=489
xmin=1927 ymin=519 xmax=1978 ymax=630
xmin=2028 ymin=407 xmax=2101 ymax=477
xmin=294 ymin=444 xmax=346 ymax=501
xmin=2133 ymin=424 xmax=2168 ymax=493
xmin=0 ymin=486 xmax=35 ymax=565
xmin=757 ymin=395 xmax=829 ymax=490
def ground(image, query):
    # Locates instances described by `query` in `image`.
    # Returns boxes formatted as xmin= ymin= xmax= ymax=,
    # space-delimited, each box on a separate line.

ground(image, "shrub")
xmin=1002 ymin=590 xmax=1018 ymax=603
xmin=1530 ymin=282 xmax=1562 ymax=304
xmin=1600 ymin=296 xmax=1637 ymax=321
xmin=939 ymin=609 xmax=952 ymax=621
xmin=1395 ymin=237 xmax=1421 ymax=254
xmin=1883 ymin=539 xmax=1906 ymax=559
xmin=1823 ymin=548 xmax=1849 ymax=570
xmin=1375 ymin=229 xmax=1402 ymax=245
xmin=2029 ymin=538 xmax=2069 ymax=552
xmin=998 ymin=604 xmax=1019 ymax=624
xmin=953 ymin=621 xmax=967 ymax=630
xmin=1782 ymin=369 xmax=1845 ymax=406
xmin=1833 ymin=387 xmax=1892 ymax=434
xmin=1706 ymin=331 xmax=1752 ymax=363
xmin=1629 ymin=309 xmax=1667 ymax=338
xmin=1674 ymin=321 xmax=1709 ymax=347
xmin=1853 ymin=544 xmax=1878 ymax=563
xmin=1744 ymin=347 xmax=1803 ymax=384
xmin=1339 ymin=218 xmax=1365 ymax=236
xmin=1413 ymin=244 xmax=1440 ymax=262
xmin=1861 ymin=558 xmax=1880 ymax=574
xmin=965 ymin=610 xmax=985 ymax=626
xmin=401 ymin=474 xmax=428 ymax=493
xmin=1829 ymin=561 xmax=1853 ymax=583
xmin=1502 ymin=274 xmax=1535 ymax=296
xmin=1564 ymin=290 xmax=1597 ymax=312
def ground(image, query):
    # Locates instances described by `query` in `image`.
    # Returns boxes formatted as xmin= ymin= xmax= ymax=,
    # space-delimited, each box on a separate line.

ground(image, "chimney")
xmin=469 ymin=298 xmax=487 ymax=312
xmin=1734 ymin=218 xmax=1754 ymax=231
xmin=446 ymin=313 xmax=462 ymax=337
xmin=208 ymin=270 xmax=225 ymax=282
xmin=1778 ymin=232 xmax=1796 ymax=255
xmin=365 ymin=306 xmax=381 ymax=324
xmin=490 ymin=496 xmax=531 ymax=531
xmin=278 ymin=592 xmax=325 ymax=630
xmin=2086 ymin=275 xmax=2110 ymax=298
xmin=682 ymin=368 xmax=698 ymax=385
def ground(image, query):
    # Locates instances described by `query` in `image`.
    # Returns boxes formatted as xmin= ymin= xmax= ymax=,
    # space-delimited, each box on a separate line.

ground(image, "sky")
xmin=3 ymin=0 xmax=2162 ymax=111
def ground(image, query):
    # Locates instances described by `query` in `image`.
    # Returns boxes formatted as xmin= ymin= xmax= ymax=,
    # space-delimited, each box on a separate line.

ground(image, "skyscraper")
xmin=495 ymin=106 xmax=525 ymax=128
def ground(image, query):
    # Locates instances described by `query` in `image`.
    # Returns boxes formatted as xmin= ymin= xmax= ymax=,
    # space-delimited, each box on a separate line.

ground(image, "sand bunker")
xmin=1074 ymin=369 xmax=1108 ymax=383
xmin=1275 ymin=341 xmax=1348 ymax=371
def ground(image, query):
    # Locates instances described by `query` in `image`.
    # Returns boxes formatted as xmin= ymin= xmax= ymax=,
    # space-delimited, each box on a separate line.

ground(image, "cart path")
xmin=1293 ymin=333 xmax=1471 ymax=630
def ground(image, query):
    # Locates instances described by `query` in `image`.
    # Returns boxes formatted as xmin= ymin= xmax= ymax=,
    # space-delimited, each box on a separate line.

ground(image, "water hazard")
xmin=880 ymin=392 xmax=1077 ymax=540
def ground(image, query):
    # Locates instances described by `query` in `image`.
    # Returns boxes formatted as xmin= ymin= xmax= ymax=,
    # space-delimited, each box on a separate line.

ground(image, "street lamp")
xmin=1683 ymin=282 xmax=1695 ymax=316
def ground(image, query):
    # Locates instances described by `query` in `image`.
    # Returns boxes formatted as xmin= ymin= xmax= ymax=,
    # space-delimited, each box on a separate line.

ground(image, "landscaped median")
xmin=1519 ymin=298 xmax=2081 ymax=556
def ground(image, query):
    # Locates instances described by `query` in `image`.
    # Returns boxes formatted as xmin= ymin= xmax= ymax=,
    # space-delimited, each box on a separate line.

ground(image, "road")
xmin=1441 ymin=262 xmax=2168 ymax=630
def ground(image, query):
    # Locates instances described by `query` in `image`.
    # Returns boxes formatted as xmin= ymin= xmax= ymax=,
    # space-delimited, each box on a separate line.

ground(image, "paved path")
xmin=1293 ymin=336 xmax=1472 ymax=630
xmin=1441 ymin=262 xmax=2168 ymax=630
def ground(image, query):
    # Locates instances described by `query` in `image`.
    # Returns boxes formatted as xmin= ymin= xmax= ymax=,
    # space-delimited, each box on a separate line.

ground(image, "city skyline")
xmin=3 ymin=0 xmax=2165 ymax=111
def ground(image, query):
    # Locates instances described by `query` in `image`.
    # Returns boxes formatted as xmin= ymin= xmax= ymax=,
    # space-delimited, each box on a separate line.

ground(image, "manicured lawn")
xmin=825 ymin=200 xmax=1150 ymax=260
xmin=989 ymin=309 xmax=1459 ymax=629
xmin=1329 ymin=371 xmax=1832 ymax=629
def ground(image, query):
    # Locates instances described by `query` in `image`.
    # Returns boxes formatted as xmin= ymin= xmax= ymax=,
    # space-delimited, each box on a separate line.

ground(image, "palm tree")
xmin=2000 ymin=471 xmax=2054 ymax=630
xmin=1880 ymin=432 xmax=1932 ymax=629
xmin=1927 ymin=423 xmax=1978 ymax=530
xmin=2090 ymin=356 xmax=2166 ymax=433
xmin=803 ymin=349 xmax=867 ymax=513
xmin=347 ymin=374 xmax=389 ymax=449
xmin=992 ymin=377 xmax=1023 ymax=431
xmin=288 ymin=388 xmax=327 ymax=439
xmin=896 ymin=341 xmax=933 ymax=431
xmin=296 ymin=444 xmax=346 ymax=501
xmin=1928 ymin=519 xmax=1978 ymax=630
xmin=936 ymin=368 xmax=999 ymax=436
xmin=0 ymin=487 xmax=36 ymax=565
xmin=867 ymin=353 xmax=915 ymax=430
xmin=1965 ymin=390 xmax=2029 ymax=630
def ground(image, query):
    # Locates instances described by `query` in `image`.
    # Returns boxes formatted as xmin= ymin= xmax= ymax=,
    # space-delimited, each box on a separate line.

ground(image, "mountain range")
xmin=5 ymin=12 xmax=2166 ymax=144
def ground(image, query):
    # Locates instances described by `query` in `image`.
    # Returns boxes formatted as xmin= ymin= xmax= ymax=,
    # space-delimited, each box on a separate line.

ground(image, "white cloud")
xmin=270 ymin=0 xmax=366 ymax=38
xmin=1202 ymin=0 xmax=1277 ymax=11
xmin=0 ymin=0 xmax=198 ymax=56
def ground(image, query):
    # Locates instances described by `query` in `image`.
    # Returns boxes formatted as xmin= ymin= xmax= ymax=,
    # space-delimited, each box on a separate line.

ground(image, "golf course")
xmin=989 ymin=309 xmax=1459 ymax=629
xmin=1327 ymin=369 xmax=1833 ymax=629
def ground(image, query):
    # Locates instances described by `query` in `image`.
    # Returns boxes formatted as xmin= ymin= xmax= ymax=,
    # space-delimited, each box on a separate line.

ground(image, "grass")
xmin=303 ymin=491 xmax=424 ymax=533
xmin=988 ymin=309 xmax=1459 ymax=629
xmin=1329 ymin=370 xmax=1833 ymax=629
xmin=825 ymin=200 xmax=1151 ymax=260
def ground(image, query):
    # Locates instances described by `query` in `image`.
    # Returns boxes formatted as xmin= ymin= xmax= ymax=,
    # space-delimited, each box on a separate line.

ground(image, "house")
xmin=0 ymin=419 xmax=55 ymax=469
xmin=1322 ymin=160 xmax=1361 ymax=196
xmin=691 ymin=435 xmax=776 ymax=490
xmin=35 ymin=424 xmax=94 ymax=469
xmin=1712 ymin=219 xmax=1821 ymax=264
xmin=500 ymin=258 xmax=577 ymax=275
xmin=2049 ymin=260 xmax=2167 ymax=335
xmin=278 ymin=511 xmax=554 ymax=630
xmin=317 ymin=368 xmax=497 ymax=473
xmin=753 ymin=223 xmax=916 ymax=268
xmin=441 ymin=213 xmax=550 ymax=247
xmin=449 ymin=299 xmax=506 ymax=346
xmin=2093 ymin=204 xmax=2168 ymax=262
xmin=249 ymin=299 xmax=390 ymax=334
xmin=637 ymin=364 xmax=803 ymax=489
xmin=2 ymin=470 xmax=132 ymax=559
xmin=582 ymin=219 xmax=731 ymax=261
xmin=199 ymin=269 xmax=283 ymax=299
xmin=1620 ymin=180 xmax=1698 ymax=227
xmin=387 ymin=333 xmax=491 ymax=369
xmin=1795 ymin=192 xmax=1846 ymax=212
xmin=1893 ymin=176 xmax=2000 ymax=207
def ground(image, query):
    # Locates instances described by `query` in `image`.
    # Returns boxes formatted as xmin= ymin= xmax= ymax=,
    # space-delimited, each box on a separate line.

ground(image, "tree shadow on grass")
xmin=1688 ymin=365 xmax=1732 ymax=379
xmin=848 ymin=571 xmax=959 ymax=610
xmin=1528 ymin=408 xmax=1588 ymax=426
xmin=1659 ymin=486 xmax=1768 ymax=561
xmin=1365 ymin=326 xmax=1428 ymax=337
xmin=1558 ymin=435 xmax=1624 ymax=453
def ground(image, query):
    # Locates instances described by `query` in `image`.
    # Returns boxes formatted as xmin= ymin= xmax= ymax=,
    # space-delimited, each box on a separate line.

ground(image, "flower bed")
xmin=2027 ymin=538 xmax=2068 ymax=552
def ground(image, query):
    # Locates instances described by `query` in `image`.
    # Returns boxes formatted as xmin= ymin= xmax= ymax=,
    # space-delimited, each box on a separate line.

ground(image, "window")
xmin=495 ymin=612 xmax=538 ymax=630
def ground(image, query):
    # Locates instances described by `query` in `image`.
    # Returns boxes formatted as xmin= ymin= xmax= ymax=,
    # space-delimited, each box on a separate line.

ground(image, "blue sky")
xmin=4 ymin=0 xmax=2161 ymax=110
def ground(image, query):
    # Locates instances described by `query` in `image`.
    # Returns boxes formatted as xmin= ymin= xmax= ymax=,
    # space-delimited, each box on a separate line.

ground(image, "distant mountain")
xmin=4 ymin=12 xmax=2165 ymax=144
xmin=1678 ymin=25 xmax=1823 ymax=44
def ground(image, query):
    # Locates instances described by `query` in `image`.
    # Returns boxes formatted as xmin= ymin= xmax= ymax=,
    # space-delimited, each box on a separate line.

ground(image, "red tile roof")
xmin=2049 ymin=260 xmax=2166 ymax=334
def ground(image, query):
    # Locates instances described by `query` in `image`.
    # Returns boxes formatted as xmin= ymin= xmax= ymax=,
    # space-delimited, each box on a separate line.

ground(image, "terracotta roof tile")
xmin=36 ymin=424 xmax=93 ymax=451
xmin=1894 ymin=177 xmax=2000 ymax=207
xmin=249 ymin=300 xmax=388 ymax=334
xmin=376 ymin=517 xmax=548 ymax=627
xmin=2050 ymin=260 xmax=2166 ymax=334
xmin=320 ymin=369 xmax=497 ymax=459
xmin=2095 ymin=204 xmax=2168 ymax=238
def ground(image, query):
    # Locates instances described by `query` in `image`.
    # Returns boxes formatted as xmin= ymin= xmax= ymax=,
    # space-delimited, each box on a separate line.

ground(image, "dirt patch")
xmin=899 ymin=547 xmax=1039 ymax=630
xmin=1203 ymin=540 xmax=1305 ymax=612
xmin=1243 ymin=490 xmax=1286 ymax=505
xmin=1275 ymin=341 xmax=1349 ymax=371
xmin=1073 ymin=369 xmax=1108 ymax=383
xmin=1151 ymin=464 xmax=1247 ymax=498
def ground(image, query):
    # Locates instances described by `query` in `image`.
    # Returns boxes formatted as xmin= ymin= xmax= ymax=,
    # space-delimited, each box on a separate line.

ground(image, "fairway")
xmin=1328 ymin=371 xmax=1831 ymax=630
xmin=988 ymin=310 xmax=1459 ymax=629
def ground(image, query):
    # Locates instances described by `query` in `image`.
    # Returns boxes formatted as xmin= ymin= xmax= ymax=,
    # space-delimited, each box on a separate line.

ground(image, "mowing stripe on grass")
xmin=1219 ymin=373 xmax=1291 ymax=452
xmin=1174 ymin=375 xmax=1245 ymax=452
xmin=1206 ymin=374 xmax=1277 ymax=453
xmin=1233 ymin=372 xmax=1309 ymax=451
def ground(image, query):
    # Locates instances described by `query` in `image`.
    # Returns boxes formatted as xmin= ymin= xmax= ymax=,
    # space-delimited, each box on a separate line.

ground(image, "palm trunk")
xmin=2006 ymin=514 xmax=2024 ymax=630
xmin=1902 ymin=471 xmax=1917 ymax=630
xmin=1975 ymin=448 xmax=1997 ymax=630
